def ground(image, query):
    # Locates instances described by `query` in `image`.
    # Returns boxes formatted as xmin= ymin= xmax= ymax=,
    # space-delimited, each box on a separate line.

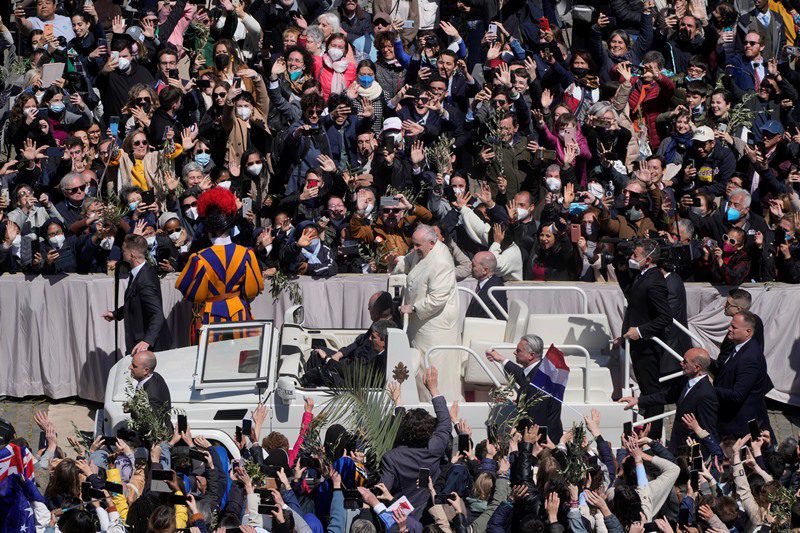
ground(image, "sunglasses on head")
xmin=133 ymin=139 xmax=149 ymax=146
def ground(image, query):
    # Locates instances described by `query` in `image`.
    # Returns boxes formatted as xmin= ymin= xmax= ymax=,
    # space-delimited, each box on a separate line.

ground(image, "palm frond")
xmin=318 ymin=362 xmax=404 ymax=474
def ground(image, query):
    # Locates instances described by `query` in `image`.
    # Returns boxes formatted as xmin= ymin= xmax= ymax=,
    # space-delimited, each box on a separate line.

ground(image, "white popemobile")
xmin=99 ymin=281 xmax=695 ymax=456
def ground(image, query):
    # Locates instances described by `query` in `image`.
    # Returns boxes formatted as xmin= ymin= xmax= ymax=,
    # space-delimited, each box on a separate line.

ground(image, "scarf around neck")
xmin=322 ymin=54 xmax=351 ymax=95
xmin=357 ymin=81 xmax=383 ymax=100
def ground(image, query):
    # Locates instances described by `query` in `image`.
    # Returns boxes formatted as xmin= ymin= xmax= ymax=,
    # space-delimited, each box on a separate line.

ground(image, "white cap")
xmin=381 ymin=117 xmax=402 ymax=132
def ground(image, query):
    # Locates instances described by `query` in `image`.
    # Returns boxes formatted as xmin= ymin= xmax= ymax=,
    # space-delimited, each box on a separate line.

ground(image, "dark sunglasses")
xmin=195 ymin=148 xmax=210 ymax=154
xmin=133 ymin=140 xmax=149 ymax=146
xmin=65 ymin=185 xmax=86 ymax=193
xmin=213 ymin=92 xmax=227 ymax=98
xmin=183 ymin=201 xmax=198 ymax=208
xmin=383 ymin=207 xmax=403 ymax=213
xmin=744 ymin=40 xmax=760 ymax=45
xmin=135 ymin=97 xmax=151 ymax=104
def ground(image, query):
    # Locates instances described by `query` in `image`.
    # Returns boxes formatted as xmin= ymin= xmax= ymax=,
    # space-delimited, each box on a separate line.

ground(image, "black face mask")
xmin=677 ymin=28 xmax=691 ymax=42
xmin=572 ymin=67 xmax=590 ymax=77
xmin=214 ymin=53 xmax=230 ymax=69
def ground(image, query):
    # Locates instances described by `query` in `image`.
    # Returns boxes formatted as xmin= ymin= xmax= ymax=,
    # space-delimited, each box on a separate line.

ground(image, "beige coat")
xmin=394 ymin=240 xmax=461 ymax=400
xmin=222 ymin=75 xmax=271 ymax=167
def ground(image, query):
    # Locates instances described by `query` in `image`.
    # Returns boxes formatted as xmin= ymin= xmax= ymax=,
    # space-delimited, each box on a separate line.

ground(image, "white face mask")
xmin=517 ymin=207 xmax=530 ymax=220
xmin=452 ymin=187 xmax=465 ymax=196
xmin=185 ymin=206 xmax=199 ymax=220
xmin=588 ymin=182 xmax=604 ymax=199
xmin=145 ymin=235 xmax=156 ymax=247
xmin=117 ymin=57 xmax=131 ymax=71
xmin=11 ymin=234 xmax=22 ymax=247
xmin=247 ymin=163 xmax=263 ymax=175
xmin=100 ymin=236 xmax=114 ymax=250
xmin=364 ymin=203 xmax=374 ymax=215
xmin=217 ymin=181 xmax=231 ymax=190
xmin=545 ymin=177 xmax=562 ymax=193
xmin=49 ymin=234 xmax=65 ymax=249
xmin=328 ymin=47 xmax=344 ymax=61
xmin=236 ymin=106 xmax=252 ymax=121
xmin=628 ymin=258 xmax=641 ymax=270
xmin=168 ymin=230 xmax=182 ymax=242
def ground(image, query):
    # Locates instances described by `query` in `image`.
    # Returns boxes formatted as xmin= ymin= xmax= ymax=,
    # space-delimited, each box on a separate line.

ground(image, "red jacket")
xmin=627 ymin=74 xmax=675 ymax=150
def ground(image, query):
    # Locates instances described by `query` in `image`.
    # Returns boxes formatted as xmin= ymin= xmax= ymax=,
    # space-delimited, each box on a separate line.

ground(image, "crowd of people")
xmin=0 ymin=0 xmax=799 ymax=285
xmin=2 ymin=0 xmax=800 ymax=530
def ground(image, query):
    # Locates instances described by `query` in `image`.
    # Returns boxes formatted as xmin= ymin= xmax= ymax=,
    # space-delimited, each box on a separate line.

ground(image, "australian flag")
xmin=0 ymin=443 xmax=44 ymax=533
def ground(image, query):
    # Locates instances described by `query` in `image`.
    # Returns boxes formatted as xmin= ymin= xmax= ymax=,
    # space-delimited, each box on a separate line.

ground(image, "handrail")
xmin=457 ymin=286 xmax=498 ymax=320
xmin=486 ymin=285 xmax=589 ymax=320
xmin=672 ymin=319 xmax=706 ymax=349
xmin=624 ymin=335 xmax=685 ymax=391
xmin=423 ymin=346 xmax=502 ymax=388
xmin=632 ymin=409 xmax=678 ymax=427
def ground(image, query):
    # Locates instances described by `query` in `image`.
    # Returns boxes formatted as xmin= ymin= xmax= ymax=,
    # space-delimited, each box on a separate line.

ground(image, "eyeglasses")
xmin=213 ymin=92 xmax=227 ymax=99
xmin=133 ymin=140 xmax=149 ymax=146
xmin=722 ymin=235 xmax=738 ymax=245
xmin=306 ymin=108 xmax=321 ymax=116
xmin=744 ymin=40 xmax=760 ymax=45
xmin=383 ymin=208 xmax=403 ymax=213
xmin=135 ymin=98 xmax=151 ymax=104
xmin=195 ymin=148 xmax=210 ymax=154
xmin=65 ymin=185 xmax=87 ymax=193
xmin=168 ymin=228 xmax=182 ymax=235
xmin=183 ymin=201 xmax=198 ymax=208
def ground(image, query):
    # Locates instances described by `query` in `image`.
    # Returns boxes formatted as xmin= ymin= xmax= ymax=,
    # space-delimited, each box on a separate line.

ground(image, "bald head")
xmin=471 ymin=251 xmax=497 ymax=281
xmin=681 ymin=348 xmax=711 ymax=377
xmin=129 ymin=350 xmax=157 ymax=382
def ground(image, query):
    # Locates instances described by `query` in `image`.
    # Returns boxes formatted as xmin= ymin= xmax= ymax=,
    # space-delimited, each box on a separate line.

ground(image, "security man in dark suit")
xmin=618 ymin=239 xmax=674 ymax=436
xmin=128 ymin=351 xmax=172 ymax=416
xmin=466 ymin=251 xmax=507 ymax=319
xmin=714 ymin=311 xmax=773 ymax=438
xmin=486 ymin=334 xmax=563 ymax=442
xmin=102 ymin=234 xmax=171 ymax=355
xmin=620 ymin=348 xmax=718 ymax=454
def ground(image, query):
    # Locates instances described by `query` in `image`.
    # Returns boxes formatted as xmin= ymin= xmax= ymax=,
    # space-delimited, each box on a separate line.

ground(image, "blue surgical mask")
xmin=289 ymin=70 xmax=303 ymax=81
xmin=685 ymin=75 xmax=703 ymax=82
xmin=194 ymin=152 xmax=211 ymax=166
xmin=49 ymin=102 xmax=65 ymax=113
xmin=308 ymin=238 xmax=320 ymax=249
xmin=358 ymin=75 xmax=374 ymax=88
xmin=726 ymin=207 xmax=741 ymax=222
xmin=129 ymin=201 xmax=139 ymax=212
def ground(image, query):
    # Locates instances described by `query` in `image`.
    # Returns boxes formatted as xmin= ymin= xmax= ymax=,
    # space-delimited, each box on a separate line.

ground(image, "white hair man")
xmin=394 ymin=224 xmax=461 ymax=400
xmin=486 ymin=334 xmax=563 ymax=441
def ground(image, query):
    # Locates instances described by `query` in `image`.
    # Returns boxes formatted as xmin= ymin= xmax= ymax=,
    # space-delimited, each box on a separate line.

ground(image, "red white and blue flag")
xmin=530 ymin=344 xmax=570 ymax=402
xmin=0 ymin=443 xmax=43 ymax=533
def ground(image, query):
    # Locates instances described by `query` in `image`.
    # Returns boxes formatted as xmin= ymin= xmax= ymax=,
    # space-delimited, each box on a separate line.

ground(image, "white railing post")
xmin=423 ymin=346 xmax=503 ymax=388
xmin=486 ymin=285 xmax=589 ymax=320
xmin=457 ymin=286 xmax=498 ymax=320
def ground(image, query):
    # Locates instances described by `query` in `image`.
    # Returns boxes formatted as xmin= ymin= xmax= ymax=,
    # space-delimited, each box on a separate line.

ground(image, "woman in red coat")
xmin=312 ymin=34 xmax=357 ymax=100
xmin=621 ymin=54 xmax=675 ymax=151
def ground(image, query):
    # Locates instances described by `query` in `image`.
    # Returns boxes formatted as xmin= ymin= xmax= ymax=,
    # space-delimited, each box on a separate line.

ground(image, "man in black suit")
xmin=714 ymin=311 xmax=773 ymax=438
xmin=486 ymin=334 xmax=563 ymax=442
xmin=466 ymin=252 xmax=507 ymax=319
xmin=618 ymin=240 xmax=674 ymax=435
xmin=660 ymin=268 xmax=691 ymax=379
xmin=712 ymin=288 xmax=765 ymax=378
xmin=102 ymin=234 xmax=170 ymax=355
xmin=619 ymin=348 xmax=718 ymax=453
xmin=128 ymin=351 xmax=171 ymax=415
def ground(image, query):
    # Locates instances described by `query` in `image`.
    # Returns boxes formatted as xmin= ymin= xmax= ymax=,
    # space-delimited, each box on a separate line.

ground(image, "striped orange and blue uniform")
xmin=175 ymin=243 xmax=264 ymax=338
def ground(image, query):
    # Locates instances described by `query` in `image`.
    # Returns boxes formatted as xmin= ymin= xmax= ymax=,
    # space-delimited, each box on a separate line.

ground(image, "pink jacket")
xmin=537 ymin=122 xmax=593 ymax=186
xmin=313 ymin=55 xmax=357 ymax=100
xmin=159 ymin=3 xmax=197 ymax=56
xmin=288 ymin=411 xmax=313 ymax=467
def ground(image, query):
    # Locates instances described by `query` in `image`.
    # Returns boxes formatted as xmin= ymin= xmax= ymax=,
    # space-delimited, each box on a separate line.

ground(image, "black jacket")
xmin=714 ymin=337 xmax=773 ymax=438
xmin=619 ymin=266 xmax=674 ymax=342
xmin=639 ymin=374 xmax=718 ymax=454
xmin=113 ymin=262 xmax=171 ymax=353
xmin=465 ymin=275 xmax=507 ymax=320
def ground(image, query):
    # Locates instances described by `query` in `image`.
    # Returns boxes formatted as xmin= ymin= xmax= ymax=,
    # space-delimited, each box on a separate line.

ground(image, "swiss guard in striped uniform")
xmin=176 ymin=187 xmax=264 ymax=343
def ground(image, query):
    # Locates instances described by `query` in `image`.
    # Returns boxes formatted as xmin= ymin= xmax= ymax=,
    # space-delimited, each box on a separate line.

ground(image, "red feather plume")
xmin=197 ymin=187 xmax=237 ymax=217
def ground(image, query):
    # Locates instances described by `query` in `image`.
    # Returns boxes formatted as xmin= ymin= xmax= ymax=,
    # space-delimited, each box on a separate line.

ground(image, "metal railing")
xmin=457 ymin=286 xmax=498 ymax=320
xmin=423 ymin=346 xmax=502 ymax=388
xmin=672 ymin=319 xmax=707 ymax=349
xmin=486 ymin=285 xmax=589 ymax=320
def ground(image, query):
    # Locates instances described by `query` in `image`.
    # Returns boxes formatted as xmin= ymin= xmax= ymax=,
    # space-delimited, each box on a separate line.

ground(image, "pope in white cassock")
xmin=393 ymin=224 xmax=462 ymax=400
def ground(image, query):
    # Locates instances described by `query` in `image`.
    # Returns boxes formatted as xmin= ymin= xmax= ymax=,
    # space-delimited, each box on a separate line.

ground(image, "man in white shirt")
xmin=15 ymin=0 xmax=76 ymax=42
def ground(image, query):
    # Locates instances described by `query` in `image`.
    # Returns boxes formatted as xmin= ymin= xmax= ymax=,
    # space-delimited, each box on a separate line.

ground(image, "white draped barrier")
xmin=1 ymin=274 xmax=799 ymax=405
